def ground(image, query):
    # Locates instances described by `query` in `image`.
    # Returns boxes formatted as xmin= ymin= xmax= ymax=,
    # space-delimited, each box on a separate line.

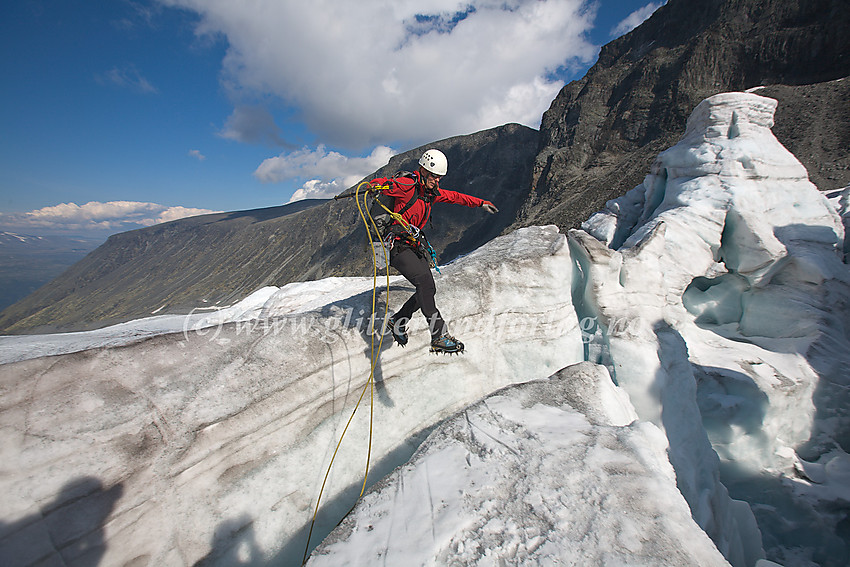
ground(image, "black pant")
xmin=390 ymin=245 xmax=447 ymax=339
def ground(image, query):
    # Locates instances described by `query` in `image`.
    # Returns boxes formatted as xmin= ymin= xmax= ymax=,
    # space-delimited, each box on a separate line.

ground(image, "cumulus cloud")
xmin=158 ymin=0 xmax=598 ymax=149
xmin=287 ymin=179 xmax=349 ymax=203
xmin=0 ymin=201 xmax=221 ymax=235
xmin=609 ymin=1 xmax=666 ymax=38
xmin=254 ymin=145 xmax=395 ymax=202
xmin=188 ymin=149 xmax=206 ymax=161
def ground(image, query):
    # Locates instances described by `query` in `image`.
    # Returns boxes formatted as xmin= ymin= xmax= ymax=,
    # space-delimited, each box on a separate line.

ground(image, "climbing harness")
xmin=369 ymin=178 xmax=442 ymax=274
xmin=302 ymin=181 xmax=391 ymax=565
xmin=366 ymin=171 xmax=420 ymax=243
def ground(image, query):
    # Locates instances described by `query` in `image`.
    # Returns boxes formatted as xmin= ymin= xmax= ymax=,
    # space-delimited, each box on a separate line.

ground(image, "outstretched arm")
xmin=435 ymin=189 xmax=497 ymax=213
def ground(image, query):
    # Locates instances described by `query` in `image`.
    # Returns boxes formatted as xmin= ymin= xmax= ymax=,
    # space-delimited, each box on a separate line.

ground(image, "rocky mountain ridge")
xmin=514 ymin=0 xmax=850 ymax=231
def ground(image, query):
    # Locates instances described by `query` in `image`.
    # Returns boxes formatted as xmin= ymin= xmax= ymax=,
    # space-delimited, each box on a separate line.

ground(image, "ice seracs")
xmin=312 ymin=92 xmax=849 ymax=565
xmin=576 ymin=91 xmax=850 ymax=565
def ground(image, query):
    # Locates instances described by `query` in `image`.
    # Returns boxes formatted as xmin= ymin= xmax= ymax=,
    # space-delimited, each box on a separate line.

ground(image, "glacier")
xmin=0 ymin=92 xmax=848 ymax=567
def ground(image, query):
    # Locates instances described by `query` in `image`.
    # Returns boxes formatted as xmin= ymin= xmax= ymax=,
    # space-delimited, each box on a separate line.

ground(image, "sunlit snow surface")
xmin=1 ymin=93 xmax=849 ymax=567
xmin=310 ymin=363 xmax=731 ymax=566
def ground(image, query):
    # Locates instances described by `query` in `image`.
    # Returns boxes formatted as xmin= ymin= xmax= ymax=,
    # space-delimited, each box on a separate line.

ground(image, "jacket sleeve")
xmin=434 ymin=188 xmax=486 ymax=208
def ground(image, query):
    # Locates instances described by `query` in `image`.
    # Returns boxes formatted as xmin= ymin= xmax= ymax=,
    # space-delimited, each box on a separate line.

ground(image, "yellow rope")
xmin=302 ymin=181 xmax=391 ymax=565
xmin=370 ymin=184 xmax=417 ymax=235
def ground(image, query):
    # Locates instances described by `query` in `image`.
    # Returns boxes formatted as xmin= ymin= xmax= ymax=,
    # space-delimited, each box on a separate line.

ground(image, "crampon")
xmin=430 ymin=333 xmax=464 ymax=355
xmin=386 ymin=316 xmax=408 ymax=347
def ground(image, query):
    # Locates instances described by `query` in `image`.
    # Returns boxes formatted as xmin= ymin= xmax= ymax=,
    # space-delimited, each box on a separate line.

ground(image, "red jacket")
xmin=370 ymin=171 xmax=485 ymax=230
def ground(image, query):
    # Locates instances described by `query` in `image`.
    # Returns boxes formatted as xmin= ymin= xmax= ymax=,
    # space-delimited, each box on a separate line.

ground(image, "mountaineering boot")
xmin=430 ymin=333 xmax=464 ymax=354
xmin=386 ymin=316 xmax=408 ymax=346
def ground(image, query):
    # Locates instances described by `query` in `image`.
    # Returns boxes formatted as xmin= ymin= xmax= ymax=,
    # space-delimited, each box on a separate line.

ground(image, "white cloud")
xmin=0 ymin=201 xmax=221 ymax=234
xmin=254 ymin=145 xmax=395 ymax=202
xmin=609 ymin=1 xmax=666 ymax=38
xmin=154 ymin=205 xmax=218 ymax=223
xmin=158 ymin=0 xmax=598 ymax=149
xmin=287 ymin=179 xmax=348 ymax=203
xmin=188 ymin=149 xmax=206 ymax=161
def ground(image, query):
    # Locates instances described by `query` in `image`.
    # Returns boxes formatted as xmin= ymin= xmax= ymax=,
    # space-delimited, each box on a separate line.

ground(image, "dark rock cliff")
xmin=515 ymin=0 xmax=850 ymax=232
xmin=758 ymin=78 xmax=850 ymax=190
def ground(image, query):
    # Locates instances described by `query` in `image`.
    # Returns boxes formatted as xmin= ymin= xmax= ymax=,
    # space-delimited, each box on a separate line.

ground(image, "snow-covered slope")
xmin=309 ymin=363 xmax=731 ymax=566
xmin=1 ymin=93 xmax=848 ymax=567
xmin=0 ymin=225 xmax=583 ymax=567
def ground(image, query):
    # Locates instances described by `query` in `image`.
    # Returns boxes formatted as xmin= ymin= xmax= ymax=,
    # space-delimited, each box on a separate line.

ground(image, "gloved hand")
xmin=481 ymin=201 xmax=499 ymax=214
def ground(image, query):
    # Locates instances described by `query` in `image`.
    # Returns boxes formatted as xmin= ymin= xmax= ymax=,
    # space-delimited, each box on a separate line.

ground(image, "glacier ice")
xmin=310 ymin=363 xmax=730 ymax=567
xmin=0 ymin=226 xmax=585 ymax=567
xmin=1 ymin=92 xmax=849 ymax=567
xmin=578 ymin=92 xmax=850 ymax=566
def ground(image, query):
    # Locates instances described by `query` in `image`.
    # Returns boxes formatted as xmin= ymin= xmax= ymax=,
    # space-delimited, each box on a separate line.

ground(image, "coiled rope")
xmin=301 ymin=181 xmax=392 ymax=565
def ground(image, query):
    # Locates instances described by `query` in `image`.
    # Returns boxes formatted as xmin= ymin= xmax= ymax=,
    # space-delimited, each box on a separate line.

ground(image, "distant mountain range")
xmin=0 ymin=232 xmax=102 ymax=314
xmin=1 ymin=0 xmax=848 ymax=334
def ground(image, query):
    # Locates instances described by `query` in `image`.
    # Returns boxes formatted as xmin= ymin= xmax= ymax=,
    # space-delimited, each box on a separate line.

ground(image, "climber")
xmin=367 ymin=149 xmax=499 ymax=354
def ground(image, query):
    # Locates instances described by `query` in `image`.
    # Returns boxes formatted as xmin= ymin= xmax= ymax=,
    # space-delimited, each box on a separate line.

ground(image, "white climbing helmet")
xmin=419 ymin=149 xmax=448 ymax=176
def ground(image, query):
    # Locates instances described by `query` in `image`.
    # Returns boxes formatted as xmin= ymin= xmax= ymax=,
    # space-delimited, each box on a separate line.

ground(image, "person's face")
xmin=422 ymin=169 xmax=441 ymax=190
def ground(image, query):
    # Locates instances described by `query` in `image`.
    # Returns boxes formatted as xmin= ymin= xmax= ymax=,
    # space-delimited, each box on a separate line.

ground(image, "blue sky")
xmin=0 ymin=0 xmax=665 ymax=237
